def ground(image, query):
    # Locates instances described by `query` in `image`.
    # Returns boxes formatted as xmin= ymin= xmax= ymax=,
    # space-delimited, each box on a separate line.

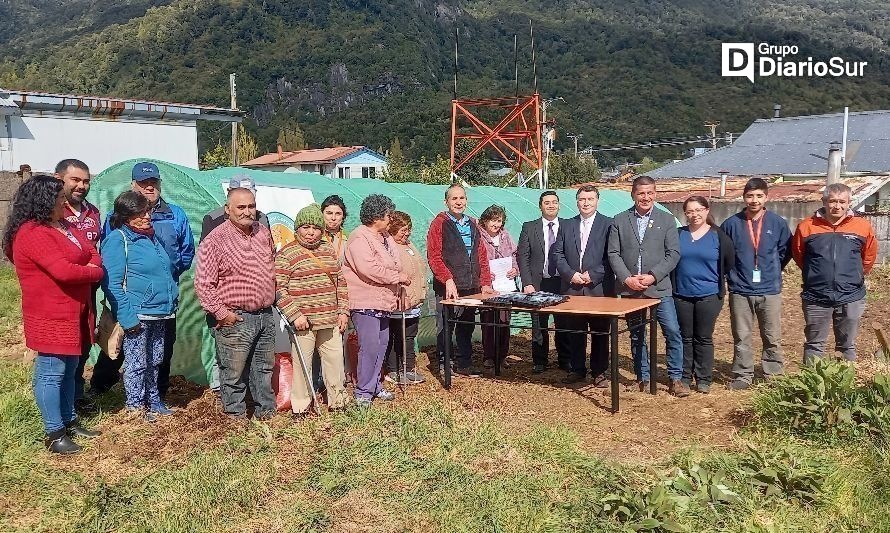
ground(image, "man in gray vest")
xmin=608 ymin=176 xmax=687 ymax=397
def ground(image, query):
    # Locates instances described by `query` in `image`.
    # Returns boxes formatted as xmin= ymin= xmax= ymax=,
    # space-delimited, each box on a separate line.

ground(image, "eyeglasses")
xmin=684 ymin=208 xmax=707 ymax=215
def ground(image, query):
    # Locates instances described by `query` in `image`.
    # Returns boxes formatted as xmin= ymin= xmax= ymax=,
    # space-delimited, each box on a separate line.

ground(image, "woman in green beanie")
xmin=275 ymin=203 xmax=350 ymax=417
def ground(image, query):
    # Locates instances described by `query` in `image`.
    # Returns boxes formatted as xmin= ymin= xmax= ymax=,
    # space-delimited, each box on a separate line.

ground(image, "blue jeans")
xmin=33 ymin=354 xmax=78 ymax=433
xmin=629 ymin=296 xmax=683 ymax=382
xmin=214 ymin=309 xmax=276 ymax=417
xmin=122 ymin=320 xmax=166 ymax=410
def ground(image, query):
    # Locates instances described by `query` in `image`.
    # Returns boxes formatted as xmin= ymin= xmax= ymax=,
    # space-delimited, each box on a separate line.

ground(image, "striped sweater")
xmin=275 ymin=238 xmax=348 ymax=330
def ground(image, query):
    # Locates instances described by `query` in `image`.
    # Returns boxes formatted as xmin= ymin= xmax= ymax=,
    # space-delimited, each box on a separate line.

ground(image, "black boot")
xmin=44 ymin=429 xmax=82 ymax=454
xmin=66 ymin=419 xmax=101 ymax=439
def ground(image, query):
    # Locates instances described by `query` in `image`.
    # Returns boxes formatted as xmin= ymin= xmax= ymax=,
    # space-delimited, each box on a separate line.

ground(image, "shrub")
xmin=754 ymin=359 xmax=890 ymax=445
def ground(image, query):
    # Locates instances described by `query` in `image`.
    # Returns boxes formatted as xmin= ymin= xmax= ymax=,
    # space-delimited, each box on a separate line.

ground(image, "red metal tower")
xmin=449 ymin=94 xmax=543 ymax=185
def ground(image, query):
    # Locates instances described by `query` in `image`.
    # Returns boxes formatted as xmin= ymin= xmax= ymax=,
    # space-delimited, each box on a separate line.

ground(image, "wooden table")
xmin=439 ymin=294 xmax=661 ymax=412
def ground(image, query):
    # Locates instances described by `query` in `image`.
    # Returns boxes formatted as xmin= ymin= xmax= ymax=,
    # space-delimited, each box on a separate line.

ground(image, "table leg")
xmin=493 ymin=310 xmax=501 ymax=377
xmin=610 ymin=317 xmax=619 ymax=413
xmin=649 ymin=303 xmax=658 ymax=395
xmin=444 ymin=306 xmax=453 ymax=389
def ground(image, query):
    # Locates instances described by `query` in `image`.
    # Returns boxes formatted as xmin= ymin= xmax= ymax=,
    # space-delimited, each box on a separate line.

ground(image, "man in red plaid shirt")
xmin=195 ymin=187 xmax=277 ymax=420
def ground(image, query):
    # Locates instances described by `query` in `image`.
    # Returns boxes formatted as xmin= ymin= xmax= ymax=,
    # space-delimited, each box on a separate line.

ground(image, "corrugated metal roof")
xmin=651 ymin=110 xmax=890 ymax=178
xmin=243 ymin=146 xmax=365 ymax=166
xmin=589 ymin=175 xmax=890 ymax=206
xmin=0 ymin=87 xmax=243 ymax=122
xmin=0 ymin=94 xmax=20 ymax=116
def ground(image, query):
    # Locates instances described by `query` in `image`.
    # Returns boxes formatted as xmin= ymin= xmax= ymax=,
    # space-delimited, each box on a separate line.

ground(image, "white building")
xmin=0 ymin=88 xmax=242 ymax=173
xmin=242 ymin=146 xmax=388 ymax=178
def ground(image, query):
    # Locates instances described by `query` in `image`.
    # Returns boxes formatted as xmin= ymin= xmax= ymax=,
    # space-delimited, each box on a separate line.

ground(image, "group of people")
xmin=422 ymin=176 xmax=876 ymax=398
xmin=3 ymin=160 xmax=877 ymax=455
xmin=504 ymin=175 xmax=875 ymax=398
xmin=4 ymin=160 xmax=194 ymax=453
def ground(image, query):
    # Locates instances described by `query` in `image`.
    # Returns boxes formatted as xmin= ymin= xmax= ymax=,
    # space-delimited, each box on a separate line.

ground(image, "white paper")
xmin=489 ymin=257 xmax=517 ymax=293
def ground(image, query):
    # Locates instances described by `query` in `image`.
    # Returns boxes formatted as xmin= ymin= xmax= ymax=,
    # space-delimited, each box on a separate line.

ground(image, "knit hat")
xmin=294 ymin=203 xmax=324 ymax=229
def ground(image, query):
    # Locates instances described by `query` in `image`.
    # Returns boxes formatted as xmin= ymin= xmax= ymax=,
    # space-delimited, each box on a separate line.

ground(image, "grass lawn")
xmin=1 ymin=263 xmax=889 ymax=532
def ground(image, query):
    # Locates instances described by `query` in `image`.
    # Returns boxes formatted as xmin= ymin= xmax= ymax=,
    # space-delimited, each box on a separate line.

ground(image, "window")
xmin=338 ymin=167 xmax=351 ymax=179
xmin=362 ymin=167 xmax=377 ymax=179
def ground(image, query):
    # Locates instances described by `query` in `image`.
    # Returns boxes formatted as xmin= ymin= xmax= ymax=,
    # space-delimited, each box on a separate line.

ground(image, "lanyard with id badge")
xmin=747 ymin=214 xmax=764 ymax=283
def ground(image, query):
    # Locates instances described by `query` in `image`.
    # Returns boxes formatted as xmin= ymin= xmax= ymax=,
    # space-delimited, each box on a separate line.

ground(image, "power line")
xmin=581 ymin=133 xmax=730 ymax=153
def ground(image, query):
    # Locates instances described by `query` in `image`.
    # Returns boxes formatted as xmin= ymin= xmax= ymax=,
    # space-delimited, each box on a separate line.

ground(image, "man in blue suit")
xmin=552 ymin=185 xmax=614 ymax=386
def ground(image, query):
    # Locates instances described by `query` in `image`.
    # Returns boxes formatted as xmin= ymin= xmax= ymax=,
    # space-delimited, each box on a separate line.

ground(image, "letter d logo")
xmin=722 ymin=43 xmax=755 ymax=83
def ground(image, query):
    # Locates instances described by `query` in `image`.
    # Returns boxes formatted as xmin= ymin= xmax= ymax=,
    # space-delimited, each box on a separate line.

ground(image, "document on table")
xmin=489 ymin=257 xmax=517 ymax=293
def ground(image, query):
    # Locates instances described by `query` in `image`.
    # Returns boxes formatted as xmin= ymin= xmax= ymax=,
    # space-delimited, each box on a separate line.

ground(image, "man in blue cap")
xmin=91 ymin=161 xmax=196 ymax=398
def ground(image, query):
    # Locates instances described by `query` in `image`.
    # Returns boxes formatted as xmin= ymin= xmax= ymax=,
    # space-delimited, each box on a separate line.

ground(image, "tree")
xmin=453 ymin=138 xmax=490 ymax=185
xmin=200 ymin=141 xmax=231 ymax=170
xmin=237 ymin=124 xmax=259 ymax=163
xmin=277 ymin=122 xmax=307 ymax=151
xmin=547 ymin=151 xmax=601 ymax=188
xmin=418 ymin=155 xmax=452 ymax=185
xmin=635 ymin=156 xmax=665 ymax=174
xmin=389 ymin=138 xmax=404 ymax=163
xmin=382 ymin=138 xmax=414 ymax=182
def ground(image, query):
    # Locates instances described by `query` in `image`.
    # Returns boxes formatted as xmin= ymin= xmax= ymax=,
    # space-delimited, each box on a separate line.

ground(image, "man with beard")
xmin=55 ymin=159 xmax=101 ymax=410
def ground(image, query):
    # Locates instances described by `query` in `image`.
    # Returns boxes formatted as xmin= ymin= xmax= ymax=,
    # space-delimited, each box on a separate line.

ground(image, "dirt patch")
xmin=50 ymin=380 xmax=246 ymax=481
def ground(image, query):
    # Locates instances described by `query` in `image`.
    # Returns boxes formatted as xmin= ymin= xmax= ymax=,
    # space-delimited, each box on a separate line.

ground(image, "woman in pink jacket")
xmin=479 ymin=205 xmax=519 ymax=369
xmin=342 ymin=195 xmax=409 ymax=408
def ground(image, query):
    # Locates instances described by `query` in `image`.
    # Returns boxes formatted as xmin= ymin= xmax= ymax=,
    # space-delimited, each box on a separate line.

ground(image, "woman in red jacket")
xmin=2 ymin=174 xmax=104 ymax=454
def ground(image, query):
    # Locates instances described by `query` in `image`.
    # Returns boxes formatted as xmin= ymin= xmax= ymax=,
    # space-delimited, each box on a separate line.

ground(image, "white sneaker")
xmin=376 ymin=389 xmax=396 ymax=401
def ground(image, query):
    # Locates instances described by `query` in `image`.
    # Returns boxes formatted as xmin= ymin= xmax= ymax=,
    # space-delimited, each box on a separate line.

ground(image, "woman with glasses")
xmin=671 ymin=196 xmax=734 ymax=393
xmin=101 ymin=191 xmax=179 ymax=421
xmin=478 ymin=204 xmax=519 ymax=370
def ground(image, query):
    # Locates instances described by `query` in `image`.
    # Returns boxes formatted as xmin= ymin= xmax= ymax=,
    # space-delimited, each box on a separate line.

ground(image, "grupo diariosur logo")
xmin=722 ymin=43 xmax=867 ymax=83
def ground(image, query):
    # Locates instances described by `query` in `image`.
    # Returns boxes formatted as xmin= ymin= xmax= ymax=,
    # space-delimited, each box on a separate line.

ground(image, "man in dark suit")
xmin=552 ymin=185 xmax=614 ymax=386
xmin=516 ymin=191 xmax=572 ymax=373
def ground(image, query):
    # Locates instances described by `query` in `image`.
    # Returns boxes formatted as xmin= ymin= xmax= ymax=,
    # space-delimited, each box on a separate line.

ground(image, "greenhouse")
xmin=90 ymin=159 xmax=639 ymax=384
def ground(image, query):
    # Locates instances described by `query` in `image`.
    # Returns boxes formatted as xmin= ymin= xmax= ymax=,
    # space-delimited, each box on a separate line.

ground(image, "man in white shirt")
xmin=517 ymin=191 xmax=572 ymax=373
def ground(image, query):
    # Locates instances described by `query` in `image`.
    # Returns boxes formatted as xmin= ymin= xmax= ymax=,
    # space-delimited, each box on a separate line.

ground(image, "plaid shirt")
xmin=195 ymin=220 xmax=276 ymax=320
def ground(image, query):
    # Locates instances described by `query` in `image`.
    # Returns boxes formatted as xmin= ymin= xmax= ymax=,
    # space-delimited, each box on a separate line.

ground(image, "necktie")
xmin=580 ymin=219 xmax=591 ymax=268
xmin=544 ymin=221 xmax=555 ymax=276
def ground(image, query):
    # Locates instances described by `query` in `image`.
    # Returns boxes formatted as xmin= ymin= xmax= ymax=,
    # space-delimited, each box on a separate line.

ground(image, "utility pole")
xmin=704 ymin=121 xmax=720 ymax=150
xmin=230 ymin=73 xmax=238 ymax=166
xmin=567 ymin=134 xmax=582 ymax=158
xmin=541 ymin=97 xmax=564 ymax=189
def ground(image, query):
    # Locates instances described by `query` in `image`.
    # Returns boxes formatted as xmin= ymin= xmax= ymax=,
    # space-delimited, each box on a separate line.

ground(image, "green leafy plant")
xmin=596 ymin=482 xmax=685 ymax=532
xmin=669 ymin=464 xmax=740 ymax=506
xmin=741 ymin=446 xmax=824 ymax=506
xmin=755 ymin=359 xmax=890 ymax=444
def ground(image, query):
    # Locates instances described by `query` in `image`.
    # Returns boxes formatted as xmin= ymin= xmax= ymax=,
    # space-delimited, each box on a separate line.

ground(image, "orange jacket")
xmin=792 ymin=210 xmax=877 ymax=305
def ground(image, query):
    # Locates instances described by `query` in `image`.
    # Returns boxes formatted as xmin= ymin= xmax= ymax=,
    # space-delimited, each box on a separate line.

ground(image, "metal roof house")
xmin=0 ymin=88 xmax=242 ymax=173
xmin=651 ymin=109 xmax=890 ymax=179
xmin=242 ymin=146 xmax=388 ymax=179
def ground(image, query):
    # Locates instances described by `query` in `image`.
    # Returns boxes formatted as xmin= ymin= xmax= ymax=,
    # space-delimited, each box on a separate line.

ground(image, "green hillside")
xmin=1 ymin=0 xmax=888 ymax=164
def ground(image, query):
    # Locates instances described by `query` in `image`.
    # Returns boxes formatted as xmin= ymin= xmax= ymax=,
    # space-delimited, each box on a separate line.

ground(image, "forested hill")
xmin=1 ymin=0 xmax=888 ymax=162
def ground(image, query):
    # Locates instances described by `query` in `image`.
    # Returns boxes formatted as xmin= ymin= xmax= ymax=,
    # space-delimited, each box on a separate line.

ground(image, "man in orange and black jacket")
xmin=792 ymin=183 xmax=877 ymax=364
